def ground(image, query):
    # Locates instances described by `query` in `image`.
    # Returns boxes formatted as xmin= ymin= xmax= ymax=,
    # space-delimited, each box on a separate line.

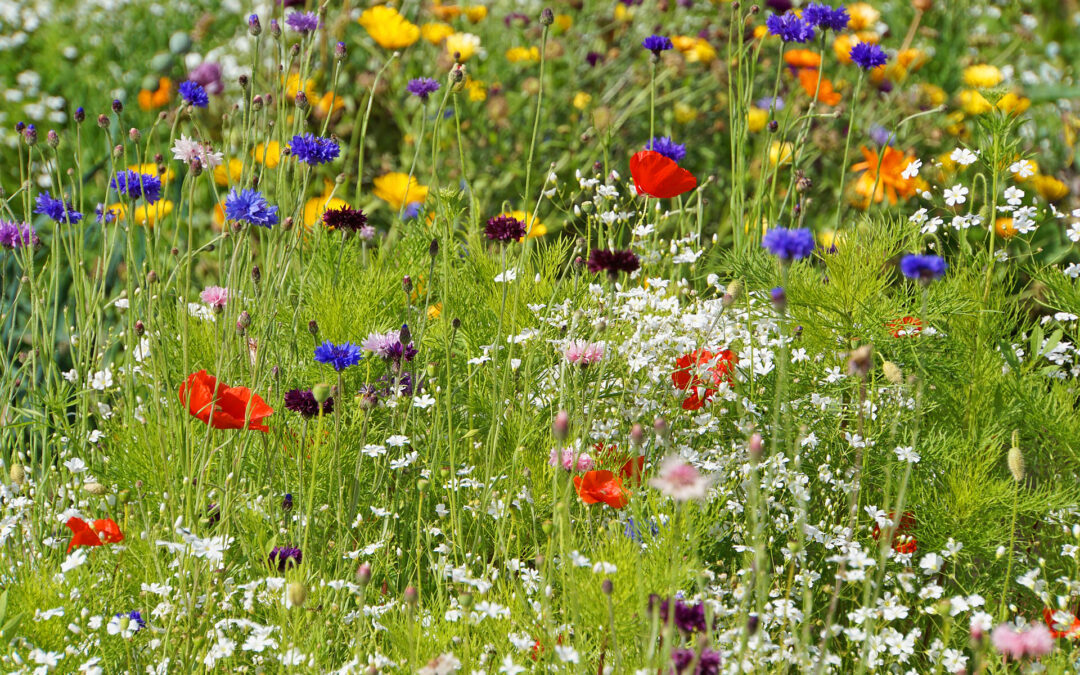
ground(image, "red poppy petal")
xmin=93 ymin=519 xmax=124 ymax=544
xmin=630 ymin=151 xmax=697 ymax=199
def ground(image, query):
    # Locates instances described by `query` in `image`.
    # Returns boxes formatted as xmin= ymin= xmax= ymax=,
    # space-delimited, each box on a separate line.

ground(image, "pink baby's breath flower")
xmin=564 ymin=340 xmax=605 ymax=367
xmin=200 ymin=285 xmax=229 ymax=310
xmin=549 ymin=447 xmax=594 ymax=472
xmin=648 ymin=456 xmax=712 ymax=501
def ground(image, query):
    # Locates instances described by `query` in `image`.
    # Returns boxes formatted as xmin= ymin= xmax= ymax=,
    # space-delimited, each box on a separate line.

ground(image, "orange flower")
xmin=137 ymin=77 xmax=172 ymax=111
xmin=66 ymin=517 xmax=124 ymax=553
xmin=672 ymin=349 xmax=738 ymax=411
xmin=785 ymin=49 xmax=821 ymax=70
xmin=179 ymin=370 xmax=274 ymax=432
xmin=850 ymin=146 xmax=920 ymax=207
xmin=573 ymin=470 xmax=629 ymax=509
xmin=798 ymin=69 xmax=841 ymax=106
xmin=1042 ymin=607 xmax=1080 ymax=639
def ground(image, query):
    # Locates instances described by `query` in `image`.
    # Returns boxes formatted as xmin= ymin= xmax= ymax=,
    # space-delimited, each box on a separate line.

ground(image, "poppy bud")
xmin=630 ymin=423 xmax=645 ymax=446
xmin=601 ymin=579 xmax=613 ymax=595
xmin=112 ymin=99 xmax=123 ymax=114
xmin=312 ymin=383 xmax=332 ymax=405
xmin=356 ymin=562 xmax=372 ymax=586
xmin=458 ymin=592 xmax=474 ymax=608
xmin=541 ymin=520 xmax=553 ymax=534
xmin=288 ymin=582 xmax=307 ymax=607
xmin=118 ymin=489 xmax=131 ymax=504
xmin=723 ymin=279 xmax=744 ymax=307
xmin=308 ymin=320 xmax=318 ymax=338
xmin=749 ymin=432 xmax=764 ymax=463
xmin=404 ymin=586 xmax=419 ymax=608
xmin=653 ymin=416 xmax=669 ymax=438
xmin=552 ymin=410 xmax=569 ymax=440
xmin=882 ymin=361 xmax=902 ymax=384
xmin=417 ymin=479 xmax=428 ymax=492
xmin=429 ymin=238 xmax=439 ymax=258
xmin=9 ymin=463 xmax=25 ymax=485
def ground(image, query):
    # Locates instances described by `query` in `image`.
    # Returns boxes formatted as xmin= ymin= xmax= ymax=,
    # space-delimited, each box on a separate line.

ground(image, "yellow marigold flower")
xmin=683 ymin=37 xmax=717 ymax=64
xmin=747 ymin=107 xmax=768 ymax=133
xmin=464 ymin=5 xmax=487 ymax=22
xmin=213 ymin=158 xmax=244 ymax=187
xmin=132 ymin=200 xmax=173 ymax=227
xmin=427 ymin=303 xmax=443 ymax=320
xmin=374 ymin=172 xmax=428 ymax=210
xmin=614 ymin=3 xmax=632 ymax=22
xmin=128 ymin=163 xmax=174 ymax=185
xmin=958 ymin=89 xmax=992 ymax=115
xmin=996 ymin=92 xmax=1030 ymax=116
xmin=284 ymin=73 xmax=317 ymax=100
xmin=315 ymin=92 xmax=344 ymax=118
xmin=445 ymin=32 xmax=480 ymax=61
xmin=1034 ymin=174 xmax=1068 ymax=202
xmin=920 ymin=83 xmax=947 ymax=107
xmin=674 ymin=102 xmax=698 ymax=124
xmin=847 ymin=3 xmax=880 ymax=30
xmin=137 ymin=77 xmax=171 ymax=111
xmin=252 ymin=141 xmax=281 ymax=168
xmin=753 ymin=24 xmax=768 ymax=39
xmin=506 ymin=46 xmax=540 ymax=63
xmin=896 ymin=48 xmax=928 ymax=72
xmin=421 ymin=22 xmax=454 ymax=45
xmin=431 ymin=1 xmax=462 ymax=20
xmin=554 ymin=14 xmax=573 ymax=31
xmin=500 ymin=210 xmax=546 ymax=238
xmin=572 ymin=92 xmax=592 ymax=110
xmin=769 ymin=141 xmax=793 ymax=166
xmin=465 ymin=78 xmax=487 ymax=102
xmin=358 ymin=6 xmax=420 ymax=50
xmin=833 ymin=34 xmax=857 ymax=64
xmin=994 ymin=218 xmax=1018 ymax=239
xmin=937 ymin=151 xmax=957 ymax=172
xmin=303 ymin=180 xmax=350 ymax=228
xmin=962 ymin=64 xmax=1003 ymax=89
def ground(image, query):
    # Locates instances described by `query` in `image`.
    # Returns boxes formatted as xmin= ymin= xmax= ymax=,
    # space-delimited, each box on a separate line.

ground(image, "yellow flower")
xmin=421 ymin=22 xmax=454 ymax=45
xmin=614 ymin=3 xmax=632 ymax=22
xmin=445 ymin=32 xmax=480 ymax=61
xmin=358 ymin=6 xmax=420 ymax=49
xmin=846 ymin=2 xmax=880 ymax=30
xmin=506 ymin=46 xmax=540 ymax=63
xmin=554 ymin=14 xmax=573 ymax=31
xmin=996 ymin=92 xmax=1030 ymax=116
xmin=944 ymin=111 xmax=967 ymax=137
xmin=465 ymin=78 xmax=487 ymax=102
xmin=994 ymin=218 xmax=1018 ymax=239
xmin=464 ymin=5 xmax=487 ymax=22
xmin=572 ymin=92 xmax=592 ymax=110
xmin=920 ymin=83 xmax=947 ymax=107
xmin=818 ymin=229 xmax=845 ymax=250
xmin=896 ymin=48 xmax=928 ymax=72
xmin=1034 ymin=174 xmax=1068 ymax=202
xmin=672 ymin=36 xmax=716 ymax=64
xmin=374 ymin=172 xmax=428 ymax=210
xmin=833 ymin=34 xmax=857 ymax=64
xmin=132 ymin=200 xmax=174 ymax=227
xmin=769 ymin=141 xmax=793 ymax=166
xmin=284 ymin=73 xmax=317 ymax=100
xmin=128 ymin=163 xmax=174 ymax=185
xmin=303 ymin=179 xmax=349 ymax=228
xmin=315 ymin=92 xmax=345 ymax=118
xmin=747 ymin=107 xmax=768 ymax=133
xmin=674 ymin=102 xmax=698 ymax=124
xmin=958 ymin=89 xmax=992 ymax=115
xmin=962 ymin=64 xmax=1003 ymax=89
xmin=500 ymin=210 xmax=546 ymax=238
xmin=213 ymin=158 xmax=244 ymax=186
xmin=427 ymin=302 xmax=443 ymax=320
xmin=252 ymin=141 xmax=281 ymax=168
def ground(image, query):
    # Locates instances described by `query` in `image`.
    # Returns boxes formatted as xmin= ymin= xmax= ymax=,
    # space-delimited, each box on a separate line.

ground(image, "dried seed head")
xmin=84 ymin=482 xmax=107 ymax=495
xmin=288 ymin=582 xmax=307 ymax=608
xmin=882 ymin=361 xmax=902 ymax=384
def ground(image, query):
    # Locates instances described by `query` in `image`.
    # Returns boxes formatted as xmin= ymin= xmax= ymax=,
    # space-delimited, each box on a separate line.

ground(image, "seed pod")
xmin=882 ymin=361 xmax=902 ymax=384
xmin=1007 ymin=431 xmax=1024 ymax=482
xmin=288 ymin=582 xmax=307 ymax=607
xmin=84 ymin=482 xmax=107 ymax=495
xmin=10 ymin=463 xmax=25 ymax=485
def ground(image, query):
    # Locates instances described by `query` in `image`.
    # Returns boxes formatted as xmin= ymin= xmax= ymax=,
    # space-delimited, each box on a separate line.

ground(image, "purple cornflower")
xmin=178 ymin=80 xmax=209 ymax=108
xmin=110 ymin=170 xmax=162 ymax=204
xmin=587 ymin=249 xmax=640 ymax=278
xmin=645 ymin=136 xmax=686 ymax=163
xmin=362 ymin=329 xmax=416 ymax=363
xmin=771 ymin=286 xmax=787 ymax=310
xmin=189 ymin=62 xmax=224 ymax=95
xmin=766 ymin=13 xmax=815 ymax=43
xmin=402 ymin=203 xmax=422 ymax=221
xmin=268 ymin=546 xmax=303 ymax=571
xmin=586 ymin=51 xmax=603 ymax=67
xmin=283 ymin=388 xmax=334 ymax=418
xmin=850 ymin=42 xmax=888 ymax=70
xmin=802 ymin=3 xmax=850 ymax=32
xmin=761 ymin=227 xmax=815 ymax=261
xmin=671 ymin=647 xmax=722 ymax=675
xmin=504 ymin=12 xmax=530 ymax=27
xmin=285 ymin=11 xmax=320 ymax=33
xmin=406 ymin=77 xmax=440 ymax=103
xmin=757 ymin=96 xmax=784 ymax=111
xmin=323 ymin=206 xmax=367 ymax=233
xmin=653 ymin=596 xmax=708 ymax=634
xmin=224 ymin=188 xmax=279 ymax=227
xmin=484 ymin=215 xmax=526 ymax=242
xmin=642 ymin=35 xmax=673 ymax=55
xmin=0 ymin=221 xmax=38 ymax=250
xmin=869 ymin=125 xmax=894 ymax=147
xmin=314 ymin=341 xmax=363 ymax=371
xmin=96 ymin=204 xmax=120 ymax=224
xmin=899 ymin=254 xmax=946 ymax=282
xmin=34 ymin=192 xmax=83 ymax=224
xmin=623 ymin=517 xmax=660 ymax=543
xmin=289 ymin=133 xmax=340 ymax=166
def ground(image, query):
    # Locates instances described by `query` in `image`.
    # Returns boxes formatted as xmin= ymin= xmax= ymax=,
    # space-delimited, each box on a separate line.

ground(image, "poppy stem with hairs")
xmin=351 ymin=53 xmax=397 ymax=206
xmin=833 ymin=72 xmax=864 ymax=231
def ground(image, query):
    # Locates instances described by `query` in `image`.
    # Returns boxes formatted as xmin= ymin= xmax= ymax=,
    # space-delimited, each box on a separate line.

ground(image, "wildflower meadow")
xmin=3 ymin=0 xmax=1080 ymax=672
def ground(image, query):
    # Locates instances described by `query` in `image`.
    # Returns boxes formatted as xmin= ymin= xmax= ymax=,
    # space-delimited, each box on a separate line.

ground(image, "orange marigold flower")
xmin=798 ymin=69 xmax=841 ymax=106
xmin=850 ymin=146 xmax=920 ymax=207
xmin=785 ymin=49 xmax=821 ymax=70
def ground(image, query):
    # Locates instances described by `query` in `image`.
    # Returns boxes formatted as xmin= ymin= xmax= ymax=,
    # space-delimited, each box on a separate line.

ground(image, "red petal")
xmin=93 ymin=519 xmax=124 ymax=544
xmin=630 ymin=151 xmax=697 ymax=199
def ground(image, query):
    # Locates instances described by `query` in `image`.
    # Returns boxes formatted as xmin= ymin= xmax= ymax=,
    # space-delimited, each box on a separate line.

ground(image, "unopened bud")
xmin=128 ymin=128 xmax=140 ymax=142
xmin=356 ymin=563 xmax=371 ymax=586
xmin=404 ymin=586 xmax=419 ymax=607
xmin=46 ymin=130 xmax=59 ymax=148
xmin=654 ymin=416 xmax=669 ymax=438
xmin=335 ymin=41 xmax=347 ymax=60
xmin=402 ymin=275 xmax=413 ymax=294
xmin=630 ymin=423 xmax=645 ymax=446
xmin=288 ymin=582 xmax=307 ymax=607
xmin=135 ymin=320 xmax=145 ymax=336
xmin=74 ymin=107 xmax=85 ymax=124
xmin=9 ymin=464 xmax=25 ymax=485
xmin=84 ymin=482 xmax=107 ymax=495
xmin=251 ymin=265 xmax=261 ymax=284
xmin=540 ymin=7 xmax=554 ymax=25
xmin=552 ymin=410 xmax=569 ymax=440
xmin=295 ymin=91 xmax=308 ymax=109
xmin=112 ymin=99 xmax=123 ymax=114
xmin=1007 ymin=431 xmax=1024 ymax=482
xmin=312 ymin=383 xmax=332 ymax=404
xmin=429 ymin=238 xmax=439 ymax=258
xmin=97 ymin=114 xmax=109 ymax=129
xmin=236 ymin=311 xmax=251 ymax=332
xmin=601 ymin=579 xmax=613 ymax=595
xmin=308 ymin=320 xmax=318 ymax=338
xmin=248 ymin=13 xmax=262 ymax=35
xmin=847 ymin=345 xmax=873 ymax=379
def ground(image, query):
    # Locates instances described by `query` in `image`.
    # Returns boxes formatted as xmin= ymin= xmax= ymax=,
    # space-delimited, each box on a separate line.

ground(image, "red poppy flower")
xmin=573 ymin=470 xmax=629 ymax=509
xmin=179 ymin=370 xmax=274 ymax=431
xmin=872 ymin=511 xmax=917 ymax=554
xmin=671 ymin=349 xmax=738 ymax=410
xmin=630 ymin=150 xmax=697 ymax=199
xmin=66 ymin=517 xmax=124 ymax=553
xmin=887 ymin=316 xmax=923 ymax=338
xmin=1043 ymin=607 xmax=1080 ymax=639
xmin=619 ymin=456 xmax=646 ymax=485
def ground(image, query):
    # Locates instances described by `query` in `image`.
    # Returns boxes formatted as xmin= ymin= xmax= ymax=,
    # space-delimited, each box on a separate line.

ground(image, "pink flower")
xmin=564 ymin=340 xmax=604 ymax=367
xmin=1018 ymin=624 xmax=1054 ymax=658
xmin=200 ymin=286 xmax=229 ymax=310
xmin=648 ymin=456 xmax=711 ymax=501
xmin=549 ymin=447 xmax=594 ymax=472
xmin=992 ymin=623 xmax=1054 ymax=661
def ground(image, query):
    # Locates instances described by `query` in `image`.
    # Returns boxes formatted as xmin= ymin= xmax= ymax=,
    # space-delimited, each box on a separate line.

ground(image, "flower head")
xmin=766 ymin=13 xmax=815 ymax=43
xmin=991 ymin=623 xmax=1054 ymax=661
xmin=189 ymin=61 xmax=224 ymax=95
xmin=649 ymin=456 xmax=711 ymax=501
xmin=286 ymin=11 xmax=320 ymax=33
xmin=642 ymin=34 xmax=673 ymax=54
xmin=761 ymin=227 xmax=815 ymax=261
xmin=0 ymin=221 xmax=38 ymax=249
xmin=171 ymin=135 xmax=223 ymax=168
xmin=359 ymin=5 xmax=420 ymax=49
xmin=314 ymin=341 xmax=363 ymax=372
xmin=34 ymin=192 xmax=82 ymax=224
xmin=899 ymin=254 xmax=947 ymax=282
xmin=224 ymin=188 xmax=279 ymax=227
xmin=485 ymin=215 xmax=527 ymax=242
xmin=587 ymin=249 xmax=640 ymax=278
xmin=672 ymin=348 xmax=738 ymax=410
xmin=283 ymin=388 xmax=334 ymax=418
xmin=850 ymin=42 xmax=888 ymax=70
xmin=802 ymin=3 xmax=850 ymax=31
xmin=111 ymin=170 xmax=163 ymax=204
xmin=179 ymin=370 xmax=274 ymax=432
xmin=549 ymin=446 xmax=595 ymax=472
xmin=564 ymin=340 xmax=605 ymax=367
xmin=289 ymin=133 xmax=340 ymax=166
xmin=200 ymin=285 xmax=229 ymax=309
xmin=630 ymin=150 xmax=697 ymax=199
xmin=850 ymin=146 xmax=920 ymax=207
xmin=406 ymin=77 xmax=441 ymax=102
xmin=573 ymin=470 xmax=629 ymax=509
xmin=178 ymin=80 xmax=209 ymax=108
xmin=373 ymin=172 xmax=428 ymax=210
xmin=644 ymin=136 xmax=686 ymax=163
xmin=654 ymin=596 xmax=708 ymax=634
xmin=65 ymin=517 xmax=124 ymax=553
xmin=322 ymin=206 xmax=368 ymax=233
xmin=268 ymin=546 xmax=303 ymax=571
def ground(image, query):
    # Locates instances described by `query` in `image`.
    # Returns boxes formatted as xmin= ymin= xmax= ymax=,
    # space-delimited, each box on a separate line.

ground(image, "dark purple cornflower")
xmin=178 ymin=80 xmax=209 ymax=108
xmin=766 ymin=13 xmax=815 ymax=43
xmin=850 ymin=42 xmax=888 ymax=70
xmin=655 ymin=596 xmax=708 ymax=634
xmin=285 ymin=11 xmax=320 ymax=33
xmin=671 ymin=647 xmax=722 ymax=675
xmin=284 ymin=388 xmax=334 ymax=418
xmin=485 ymin=215 xmax=526 ymax=242
xmin=761 ymin=227 xmax=815 ymax=261
xmin=189 ymin=62 xmax=224 ymax=95
xmin=289 ymin=133 xmax=340 ymax=165
xmin=504 ymin=12 xmax=530 ymax=27
xmin=899 ymin=254 xmax=946 ymax=282
xmin=379 ymin=371 xmax=414 ymax=397
xmin=206 ymin=503 xmax=221 ymax=528
xmin=642 ymin=35 xmax=674 ymax=55
xmin=766 ymin=0 xmax=793 ymax=9
xmin=110 ymin=170 xmax=162 ymax=204
xmin=645 ymin=136 xmax=686 ymax=163
xmin=314 ymin=341 xmax=363 ymax=371
xmin=224 ymin=188 xmax=278 ymax=227
xmin=802 ymin=3 xmax=850 ymax=32
xmin=406 ymin=77 xmax=440 ymax=103
xmin=34 ymin=192 xmax=83 ymax=224
xmin=268 ymin=546 xmax=303 ymax=571
xmin=0 ymin=221 xmax=38 ymax=250
xmin=587 ymin=249 xmax=640 ymax=278
xmin=323 ymin=206 xmax=368 ymax=233
xmin=586 ymin=51 xmax=603 ymax=67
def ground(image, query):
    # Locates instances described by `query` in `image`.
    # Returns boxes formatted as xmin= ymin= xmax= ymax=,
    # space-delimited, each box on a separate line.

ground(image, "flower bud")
xmin=97 ymin=114 xmax=109 ymax=128
xmin=248 ymin=13 xmax=262 ymax=36
xmin=308 ymin=320 xmax=318 ymax=338
xmin=847 ymin=345 xmax=873 ymax=379
xmin=74 ymin=107 xmax=85 ymax=124
xmin=552 ymin=410 xmax=569 ymax=440
xmin=404 ymin=586 xmax=419 ymax=607
xmin=84 ymin=482 xmax=107 ymax=495
xmin=252 ymin=94 xmax=264 ymax=111
xmin=402 ymin=275 xmax=413 ymax=294
xmin=9 ymin=463 xmax=25 ymax=485
xmin=749 ymin=432 xmax=764 ymax=463
xmin=135 ymin=320 xmax=145 ymax=336
xmin=767 ymin=120 xmax=778 ymax=133
xmin=653 ymin=416 xmax=669 ymax=438
xmin=356 ymin=562 xmax=372 ymax=586
xmin=288 ymin=582 xmax=307 ymax=607
xmin=269 ymin=19 xmax=281 ymax=37
xmin=22 ymin=125 xmax=37 ymax=146
xmin=540 ymin=7 xmax=554 ymax=25
xmin=630 ymin=423 xmax=645 ymax=446
xmin=295 ymin=91 xmax=308 ymax=110
xmin=399 ymin=323 xmax=411 ymax=345
xmin=112 ymin=99 xmax=123 ymax=114
xmin=429 ymin=238 xmax=439 ymax=258
xmin=251 ymin=265 xmax=261 ymax=284
xmin=770 ymin=286 xmax=787 ymax=311
xmin=312 ymin=383 xmax=332 ymax=404
xmin=236 ymin=311 xmax=251 ymax=333
xmin=46 ymin=130 xmax=59 ymax=148
xmin=128 ymin=128 xmax=140 ymax=142
xmin=458 ymin=592 xmax=474 ymax=608
xmin=1007 ymin=431 xmax=1024 ymax=482
xmin=335 ymin=41 xmax=347 ymax=60
xmin=601 ymin=579 xmax=613 ymax=595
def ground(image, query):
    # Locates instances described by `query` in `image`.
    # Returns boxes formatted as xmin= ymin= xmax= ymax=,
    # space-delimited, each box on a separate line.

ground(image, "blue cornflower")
xmin=642 ymin=35 xmax=674 ymax=54
xmin=286 ymin=11 xmax=320 ymax=33
xmin=624 ymin=517 xmax=660 ymax=543
xmin=869 ymin=125 xmax=894 ymax=147
xmin=178 ymin=80 xmax=209 ymax=108
xmin=34 ymin=191 xmax=83 ymax=224
xmin=756 ymin=96 xmax=784 ymax=111
xmin=850 ymin=42 xmax=888 ymax=70
xmin=645 ymin=137 xmax=687 ymax=163
xmin=224 ymin=188 xmax=279 ymax=228
xmin=96 ymin=204 xmax=120 ymax=224
xmin=802 ymin=3 xmax=850 ymax=32
xmin=761 ymin=227 xmax=815 ymax=261
xmin=114 ymin=610 xmax=146 ymax=633
xmin=314 ymin=340 xmax=363 ymax=371
xmin=110 ymin=170 xmax=162 ymax=204
xmin=406 ymin=77 xmax=440 ymax=103
xmin=289 ymin=133 xmax=340 ymax=166
xmin=899 ymin=254 xmax=947 ymax=282
xmin=402 ymin=202 xmax=423 ymax=221
xmin=766 ymin=13 xmax=815 ymax=43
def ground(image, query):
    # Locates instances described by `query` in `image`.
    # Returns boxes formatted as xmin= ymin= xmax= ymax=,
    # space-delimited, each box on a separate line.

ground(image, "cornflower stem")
xmin=999 ymin=479 xmax=1020 ymax=622
xmin=769 ymin=263 xmax=791 ymax=458
xmin=833 ymin=72 xmax=865 ymax=231
xmin=522 ymin=24 xmax=549 ymax=212
xmin=302 ymin=409 xmax=326 ymax=559
xmin=649 ymin=59 xmax=657 ymax=142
